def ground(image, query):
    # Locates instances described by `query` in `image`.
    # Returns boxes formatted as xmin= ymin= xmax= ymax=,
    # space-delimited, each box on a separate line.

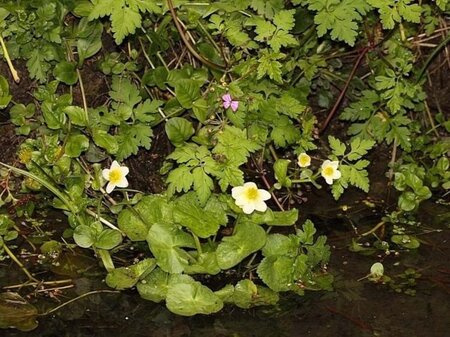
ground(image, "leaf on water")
xmin=0 ymin=292 xmax=38 ymax=331
xmin=165 ymin=274 xmax=223 ymax=316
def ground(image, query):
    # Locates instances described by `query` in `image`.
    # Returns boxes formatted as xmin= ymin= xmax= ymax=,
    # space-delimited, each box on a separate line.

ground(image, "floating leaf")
xmin=216 ymin=222 xmax=266 ymax=270
xmin=165 ymin=274 xmax=223 ymax=316
xmin=106 ymin=258 xmax=156 ymax=290
xmin=0 ymin=293 xmax=38 ymax=331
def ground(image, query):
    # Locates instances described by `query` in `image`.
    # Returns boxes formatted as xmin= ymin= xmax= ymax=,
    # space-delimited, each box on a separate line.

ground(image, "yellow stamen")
xmin=109 ymin=169 xmax=122 ymax=184
xmin=244 ymin=186 xmax=259 ymax=201
xmin=323 ymin=166 xmax=334 ymax=176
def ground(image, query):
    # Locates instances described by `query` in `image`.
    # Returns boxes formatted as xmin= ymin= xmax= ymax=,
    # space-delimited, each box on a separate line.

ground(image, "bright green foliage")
xmin=328 ymin=137 xmax=375 ymax=199
xmin=299 ymin=0 xmax=370 ymax=45
xmin=106 ymin=258 xmax=156 ymax=290
xmin=88 ymin=0 xmax=161 ymax=44
xmin=165 ymin=274 xmax=223 ymax=316
xmin=367 ymin=0 xmax=422 ymax=29
xmin=257 ymin=220 xmax=331 ymax=293
xmin=216 ymin=221 xmax=266 ymax=270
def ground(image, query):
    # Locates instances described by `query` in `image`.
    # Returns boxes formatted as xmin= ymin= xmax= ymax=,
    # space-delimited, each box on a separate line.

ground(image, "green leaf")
xmin=64 ymin=106 xmax=88 ymax=126
xmin=106 ymin=258 xmax=156 ymax=290
xmin=95 ymin=229 xmax=122 ymax=249
xmin=328 ymin=136 xmax=346 ymax=156
xmin=274 ymin=159 xmax=292 ymax=188
xmin=73 ymin=224 xmax=96 ymax=248
xmin=146 ymin=223 xmax=195 ymax=273
xmin=137 ymin=268 xmax=171 ymax=303
xmin=165 ymin=274 xmax=223 ymax=316
xmin=305 ymin=0 xmax=370 ymax=45
xmin=262 ymin=234 xmax=298 ymax=257
xmin=92 ymin=129 xmax=119 ymax=154
xmin=231 ymin=279 xmax=279 ymax=309
xmin=0 ymin=75 xmax=12 ymax=109
xmin=347 ymin=138 xmax=375 ymax=161
xmin=53 ymin=61 xmax=78 ymax=85
xmin=165 ymin=117 xmax=194 ymax=146
xmin=257 ymin=255 xmax=295 ymax=291
xmin=77 ymin=18 xmax=103 ymax=64
xmin=9 ymin=104 xmax=35 ymax=126
xmin=0 ymin=293 xmax=38 ymax=332
xmin=213 ymin=126 xmax=260 ymax=165
xmin=257 ymin=51 xmax=284 ymax=83
xmin=174 ymin=79 xmax=201 ymax=109
xmin=118 ymin=195 xmax=173 ymax=241
xmin=192 ymin=167 xmax=214 ymax=205
xmin=173 ymin=193 xmax=227 ymax=238
xmin=216 ymin=222 xmax=266 ymax=270
xmin=65 ymin=134 xmax=89 ymax=157
xmin=273 ymin=9 xmax=296 ymax=31
xmin=115 ymin=123 xmax=153 ymax=160
xmin=296 ymin=220 xmax=316 ymax=244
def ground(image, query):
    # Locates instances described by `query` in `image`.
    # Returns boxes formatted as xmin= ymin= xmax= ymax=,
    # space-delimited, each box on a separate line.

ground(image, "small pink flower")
xmin=222 ymin=94 xmax=239 ymax=112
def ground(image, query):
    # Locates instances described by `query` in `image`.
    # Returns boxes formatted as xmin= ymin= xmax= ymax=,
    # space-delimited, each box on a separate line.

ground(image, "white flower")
xmin=369 ymin=262 xmax=384 ymax=280
xmin=102 ymin=160 xmax=129 ymax=193
xmin=231 ymin=182 xmax=271 ymax=214
xmin=321 ymin=160 xmax=341 ymax=185
xmin=297 ymin=153 xmax=311 ymax=168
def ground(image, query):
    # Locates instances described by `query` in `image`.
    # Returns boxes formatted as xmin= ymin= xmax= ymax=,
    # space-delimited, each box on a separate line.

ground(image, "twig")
xmin=166 ymin=0 xmax=226 ymax=71
xmin=319 ymin=47 xmax=369 ymax=134
xmin=0 ymin=35 xmax=20 ymax=82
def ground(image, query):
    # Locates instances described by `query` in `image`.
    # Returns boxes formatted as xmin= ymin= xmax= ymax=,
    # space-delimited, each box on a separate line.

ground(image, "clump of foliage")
xmin=0 ymin=0 xmax=449 ymax=318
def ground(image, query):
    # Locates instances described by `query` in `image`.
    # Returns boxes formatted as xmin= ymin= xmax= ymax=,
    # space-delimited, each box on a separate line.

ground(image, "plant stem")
xmin=0 ymin=35 xmax=20 ymax=82
xmin=39 ymin=290 xmax=119 ymax=316
xmin=85 ymin=208 xmax=124 ymax=234
xmin=3 ymin=244 xmax=38 ymax=282
xmin=191 ymin=231 xmax=203 ymax=255
xmin=96 ymin=249 xmax=115 ymax=271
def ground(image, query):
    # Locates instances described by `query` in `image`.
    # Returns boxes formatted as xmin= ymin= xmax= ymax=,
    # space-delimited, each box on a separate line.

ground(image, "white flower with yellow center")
xmin=297 ymin=153 xmax=311 ymax=168
xmin=102 ymin=160 xmax=129 ymax=193
xmin=321 ymin=160 xmax=341 ymax=185
xmin=231 ymin=182 xmax=271 ymax=214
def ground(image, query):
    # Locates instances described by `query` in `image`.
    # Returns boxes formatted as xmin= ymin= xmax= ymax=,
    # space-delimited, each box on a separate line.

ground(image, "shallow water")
xmin=1 ymin=198 xmax=449 ymax=337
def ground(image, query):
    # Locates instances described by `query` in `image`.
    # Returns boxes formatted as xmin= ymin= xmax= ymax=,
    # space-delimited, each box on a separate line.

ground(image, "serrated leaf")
xmin=165 ymin=117 xmax=194 ymax=146
xmin=106 ymin=258 xmax=156 ymax=290
xmin=328 ymin=136 xmax=346 ymax=156
xmin=173 ymin=193 xmax=226 ymax=238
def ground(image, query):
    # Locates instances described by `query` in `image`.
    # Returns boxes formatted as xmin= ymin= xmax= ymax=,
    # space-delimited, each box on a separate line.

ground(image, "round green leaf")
xmin=53 ymin=61 xmax=78 ymax=85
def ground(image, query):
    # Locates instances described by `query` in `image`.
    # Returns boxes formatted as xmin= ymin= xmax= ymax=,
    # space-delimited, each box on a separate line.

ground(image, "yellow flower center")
xmin=109 ymin=169 xmax=122 ymax=184
xmin=18 ymin=149 xmax=32 ymax=164
xmin=244 ymin=186 xmax=259 ymax=201
xmin=323 ymin=166 xmax=334 ymax=177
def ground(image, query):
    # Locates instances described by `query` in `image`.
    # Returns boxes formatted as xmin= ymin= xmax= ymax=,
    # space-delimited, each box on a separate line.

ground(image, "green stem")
xmin=191 ymin=231 xmax=203 ymax=255
xmin=3 ymin=244 xmax=38 ymax=282
xmin=97 ymin=249 xmax=115 ymax=271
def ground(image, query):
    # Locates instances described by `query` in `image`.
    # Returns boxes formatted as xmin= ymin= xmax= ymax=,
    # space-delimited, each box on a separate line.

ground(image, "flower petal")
xmin=102 ymin=168 xmax=110 ymax=180
xmin=254 ymin=201 xmax=267 ymax=212
xmin=119 ymin=166 xmax=129 ymax=176
xmin=223 ymin=101 xmax=231 ymax=109
xmin=333 ymin=169 xmax=341 ymax=180
xmin=105 ymin=182 xmax=115 ymax=193
xmin=111 ymin=160 xmax=120 ymax=169
xmin=243 ymin=182 xmax=257 ymax=189
xmin=115 ymin=177 xmax=129 ymax=188
xmin=259 ymin=189 xmax=271 ymax=201
xmin=222 ymin=94 xmax=231 ymax=102
xmin=325 ymin=177 xmax=333 ymax=185
xmin=231 ymin=186 xmax=244 ymax=199
xmin=230 ymin=101 xmax=239 ymax=112
xmin=242 ymin=204 xmax=255 ymax=214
